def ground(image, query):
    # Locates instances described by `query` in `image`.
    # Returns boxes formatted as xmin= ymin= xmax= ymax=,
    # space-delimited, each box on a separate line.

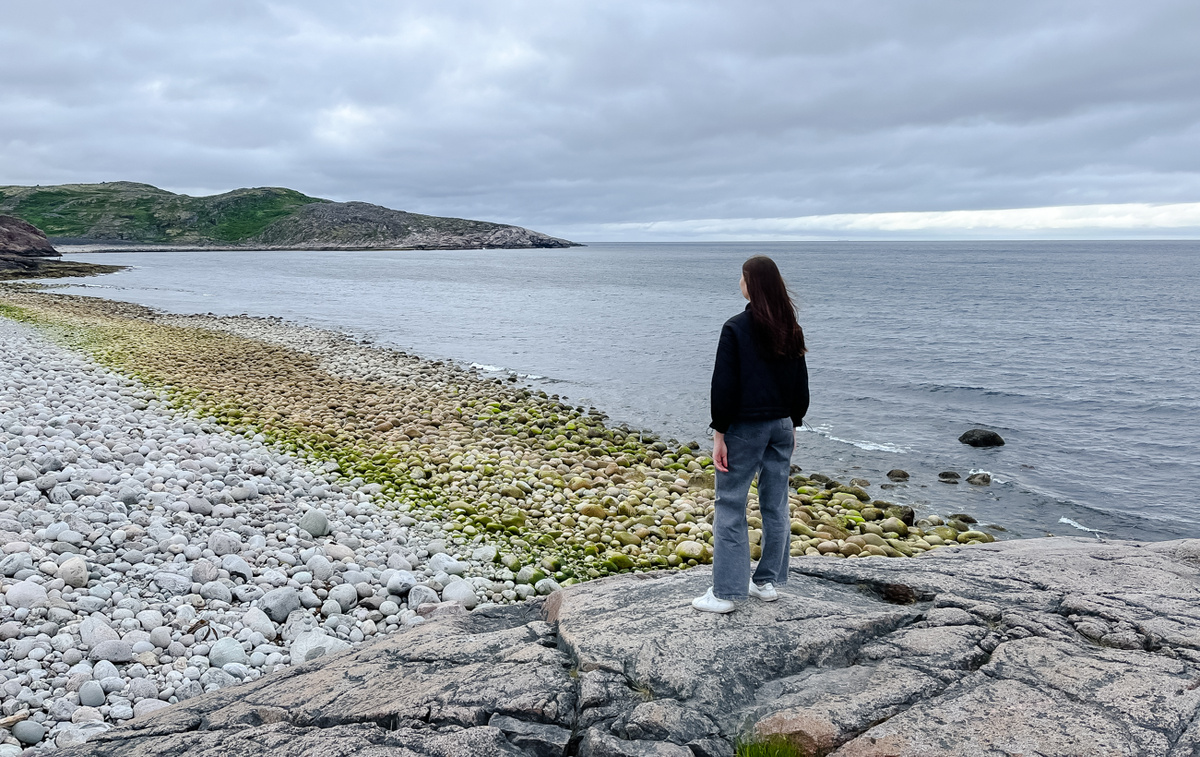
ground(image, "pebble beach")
xmin=0 ymin=288 xmax=998 ymax=751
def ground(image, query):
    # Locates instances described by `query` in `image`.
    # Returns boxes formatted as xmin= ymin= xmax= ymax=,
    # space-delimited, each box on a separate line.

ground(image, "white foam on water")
xmin=469 ymin=363 xmax=504 ymax=372
xmin=1058 ymin=517 xmax=1108 ymax=535
xmin=964 ymin=468 xmax=1008 ymax=484
xmin=804 ymin=424 xmax=911 ymax=454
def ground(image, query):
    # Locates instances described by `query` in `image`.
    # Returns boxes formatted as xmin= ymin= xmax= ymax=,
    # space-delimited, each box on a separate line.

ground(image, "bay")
xmin=51 ymin=240 xmax=1200 ymax=541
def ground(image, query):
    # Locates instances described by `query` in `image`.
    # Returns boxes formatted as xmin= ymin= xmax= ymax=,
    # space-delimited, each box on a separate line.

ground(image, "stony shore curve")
xmin=0 ymin=288 xmax=1000 ymax=752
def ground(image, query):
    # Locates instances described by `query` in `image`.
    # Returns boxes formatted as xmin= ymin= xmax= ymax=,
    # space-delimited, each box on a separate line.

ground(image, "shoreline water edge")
xmin=0 ymin=284 xmax=1001 ymax=749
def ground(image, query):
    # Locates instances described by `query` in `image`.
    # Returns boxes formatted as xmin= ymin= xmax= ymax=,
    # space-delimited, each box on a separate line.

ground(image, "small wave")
xmin=468 ymin=364 xmax=554 ymax=382
xmin=804 ymin=424 xmax=910 ymax=454
xmin=1058 ymin=517 xmax=1108 ymax=536
xmin=910 ymin=382 xmax=1027 ymax=400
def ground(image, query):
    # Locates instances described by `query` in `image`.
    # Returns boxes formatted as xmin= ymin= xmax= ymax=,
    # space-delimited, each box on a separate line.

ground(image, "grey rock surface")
xmin=12 ymin=719 xmax=46 ymax=745
xmin=3 ymin=578 xmax=46 ymax=607
xmin=58 ymin=555 xmax=90 ymax=588
xmin=79 ymin=680 xmax=106 ymax=707
xmin=297 ymin=508 xmax=329 ymax=538
xmin=88 ymin=639 xmax=134 ymax=663
xmin=54 ymin=537 xmax=1200 ymax=757
xmin=441 ymin=578 xmax=479 ymax=609
xmin=209 ymin=637 xmax=249 ymax=668
xmin=0 ymin=214 xmax=58 ymax=257
xmin=258 ymin=587 xmax=301 ymax=623
xmin=407 ymin=584 xmax=440 ymax=608
xmin=288 ymin=628 xmax=352 ymax=663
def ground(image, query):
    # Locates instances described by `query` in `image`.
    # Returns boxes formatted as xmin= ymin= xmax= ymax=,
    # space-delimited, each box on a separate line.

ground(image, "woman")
xmin=693 ymin=255 xmax=809 ymax=613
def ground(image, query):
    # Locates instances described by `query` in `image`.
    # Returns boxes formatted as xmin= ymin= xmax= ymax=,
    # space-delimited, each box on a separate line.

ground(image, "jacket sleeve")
xmin=710 ymin=322 xmax=740 ymax=433
xmin=790 ymin=355 xmax=810 ymax=427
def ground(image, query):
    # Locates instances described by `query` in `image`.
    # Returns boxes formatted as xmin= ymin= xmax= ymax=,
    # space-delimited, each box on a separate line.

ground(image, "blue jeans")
xmin=713 ymin=417 xmax=795 ymax=600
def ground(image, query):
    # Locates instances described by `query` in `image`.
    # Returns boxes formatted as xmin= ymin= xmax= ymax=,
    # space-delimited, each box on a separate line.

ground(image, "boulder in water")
xmin=959 ymin=429 xmax=1005 ymax=447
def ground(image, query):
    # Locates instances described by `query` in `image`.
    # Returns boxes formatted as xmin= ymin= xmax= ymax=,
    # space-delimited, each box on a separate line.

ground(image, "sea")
xmin=44 ymin=241 xmax=1200 ymax=542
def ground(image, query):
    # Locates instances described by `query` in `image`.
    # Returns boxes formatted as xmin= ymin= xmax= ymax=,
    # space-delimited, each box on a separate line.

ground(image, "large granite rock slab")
xmin=60 ymin=537 xmax=1200 ymax=756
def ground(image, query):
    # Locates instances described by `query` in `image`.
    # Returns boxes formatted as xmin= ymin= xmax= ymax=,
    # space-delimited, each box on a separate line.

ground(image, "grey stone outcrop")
xmin=57 ymin=537 xmax=1200 ymax=756
xmin=0 ymin=214 xmax=58 ymax=257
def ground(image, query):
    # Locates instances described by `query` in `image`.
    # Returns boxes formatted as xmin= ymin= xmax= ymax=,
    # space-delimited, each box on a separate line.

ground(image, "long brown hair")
xmin=743 ymin=255 xmax=806 ymax=358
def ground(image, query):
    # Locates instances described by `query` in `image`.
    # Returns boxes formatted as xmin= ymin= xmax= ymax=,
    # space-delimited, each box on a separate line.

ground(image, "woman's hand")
xmin=713 ymin=431 xmax=728 ymax=473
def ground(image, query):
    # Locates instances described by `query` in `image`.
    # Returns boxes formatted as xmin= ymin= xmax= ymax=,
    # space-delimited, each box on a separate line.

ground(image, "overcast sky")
xmin=3 ymin=1 xmax=1199 ymax=241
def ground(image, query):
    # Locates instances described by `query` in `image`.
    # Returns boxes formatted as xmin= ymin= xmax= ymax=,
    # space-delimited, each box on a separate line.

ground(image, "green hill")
xmin=0 ymin=182 xmax=577 ymax=249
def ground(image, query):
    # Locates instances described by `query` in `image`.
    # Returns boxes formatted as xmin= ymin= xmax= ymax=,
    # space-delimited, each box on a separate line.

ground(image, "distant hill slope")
xmin=0 ymin=182 xmax=579 ymax=249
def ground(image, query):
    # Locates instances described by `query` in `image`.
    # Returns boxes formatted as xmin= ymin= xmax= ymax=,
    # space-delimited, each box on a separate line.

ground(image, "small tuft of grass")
xmin=631 ymin=681 xmax=654 ymax=702
xmin=735 ymin=736 xmax=809 ymax=757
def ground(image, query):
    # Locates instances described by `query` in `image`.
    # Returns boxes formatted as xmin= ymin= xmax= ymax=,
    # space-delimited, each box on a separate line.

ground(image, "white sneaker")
xmin=691 ymin=587 xmax=736 ymax=613
xmin=749 ymin=581 xmax=779 ymax=602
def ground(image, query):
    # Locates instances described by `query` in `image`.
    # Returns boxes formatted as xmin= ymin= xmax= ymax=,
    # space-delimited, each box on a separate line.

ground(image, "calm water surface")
xmin=50 ymin=241 xmax=1200 ymax=541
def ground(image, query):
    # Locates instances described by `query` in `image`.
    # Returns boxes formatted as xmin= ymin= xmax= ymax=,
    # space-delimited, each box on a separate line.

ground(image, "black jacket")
xmin=710 ymin=305 xmax=809 ymax=433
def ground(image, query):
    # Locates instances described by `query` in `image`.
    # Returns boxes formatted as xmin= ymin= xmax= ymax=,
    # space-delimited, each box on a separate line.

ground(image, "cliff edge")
xmin=0 ymin=215 xmax=59 ymax=258
xmin=59 ymin=537 xmax=1200 ymax=757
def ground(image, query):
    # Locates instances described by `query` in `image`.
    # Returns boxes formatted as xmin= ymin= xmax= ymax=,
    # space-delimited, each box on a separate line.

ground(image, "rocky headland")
xmin=0 ymin=183 xmax=579 ymax=251
xmin=0 ymin=217 xmax=123 ymax=283
xmin=0 ymin=217 xmax=57 ymax=259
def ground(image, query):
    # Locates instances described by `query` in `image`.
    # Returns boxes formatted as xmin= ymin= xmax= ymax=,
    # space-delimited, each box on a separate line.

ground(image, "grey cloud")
xmin=2 ymin=0 xmax=1198 ymax=239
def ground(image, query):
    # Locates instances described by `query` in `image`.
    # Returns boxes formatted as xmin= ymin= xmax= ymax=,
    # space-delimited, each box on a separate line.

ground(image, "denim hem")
xmin=713 ymin=593 xmax=748 ymax=601
xmin=752 ymin=576 xmax=789 ymax=587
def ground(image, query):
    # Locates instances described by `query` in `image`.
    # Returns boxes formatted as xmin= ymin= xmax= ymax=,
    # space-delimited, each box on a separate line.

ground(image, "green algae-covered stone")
xmin=957 ymin=530 xmax=994 ymax=544
xmin=613 ymin=531 xmax=642 ymax=546
xmin=605 ymin=553 xmax=636 ymax=570
xmin=499 ymin=509 xmax=525 ymax=528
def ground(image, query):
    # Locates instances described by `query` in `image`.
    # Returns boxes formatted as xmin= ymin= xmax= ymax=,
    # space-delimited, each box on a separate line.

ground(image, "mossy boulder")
xmin=884 ymin=505 xmax=916 ymax=527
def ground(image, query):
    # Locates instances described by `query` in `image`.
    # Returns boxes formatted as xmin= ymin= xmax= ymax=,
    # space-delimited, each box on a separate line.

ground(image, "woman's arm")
xmin=713 ymin=431 xmax=728 ymax=472
xmin=710 ymin=322 xmax=740 ymax=433
xmin=790 ymin=355 xmax=810 ymax=427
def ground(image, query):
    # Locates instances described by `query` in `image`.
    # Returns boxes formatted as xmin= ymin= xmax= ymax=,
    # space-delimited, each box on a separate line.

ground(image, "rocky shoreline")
xmin=0 ymin=217 xmax=124 ymax=283
xmin=0 ymin=263 xmax=127 ymax=284
xmin=0 ymin=288 xmax=1003 ymax=752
